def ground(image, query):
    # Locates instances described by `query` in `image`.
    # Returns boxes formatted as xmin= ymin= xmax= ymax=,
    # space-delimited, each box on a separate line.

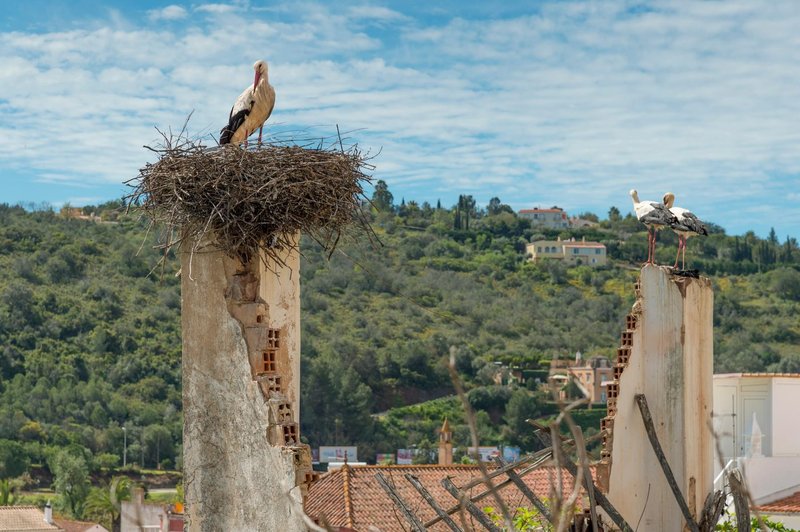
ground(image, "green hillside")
xmin=0 ymin=189 xmax=798 ymax=513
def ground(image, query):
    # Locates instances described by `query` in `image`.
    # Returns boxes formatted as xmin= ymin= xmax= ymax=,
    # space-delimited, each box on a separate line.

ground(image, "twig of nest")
xmin=125 ymin=127 xmax=375 ymax=269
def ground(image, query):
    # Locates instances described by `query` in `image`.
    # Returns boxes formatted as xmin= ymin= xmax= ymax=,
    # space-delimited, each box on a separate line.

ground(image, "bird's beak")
xmin=253 ymin=71 xmax=261 ymax=89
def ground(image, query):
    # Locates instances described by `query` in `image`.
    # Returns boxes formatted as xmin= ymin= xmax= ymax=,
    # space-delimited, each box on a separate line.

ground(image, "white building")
xmin=713 ymin=373 xmax=800 ymax=527
xmin=518 ymin=207 xmax=569 ymax=229
xmin=526 ymin=237 xmax=607 ymax=266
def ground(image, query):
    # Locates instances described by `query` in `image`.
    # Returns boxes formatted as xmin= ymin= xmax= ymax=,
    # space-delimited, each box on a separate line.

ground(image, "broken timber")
xmin=405 ymin=474 xmax=462 ymax=532
xmin=375 ymin=472 xmax=427 ymax=532
xmin=441 ymin=477 xmax=502 ymax=532
xmin=635 ymin=393 xmax=700 ymax=532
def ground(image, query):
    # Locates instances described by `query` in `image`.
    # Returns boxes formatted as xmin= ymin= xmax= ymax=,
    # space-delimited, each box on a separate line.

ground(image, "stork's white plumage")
xmin=630 ymin=189 xmax=678 ymax=265
xmin=220 ymin=60 xmax=276 ymax=146
xmin=663 ymin=192 xmax=708 ymax=269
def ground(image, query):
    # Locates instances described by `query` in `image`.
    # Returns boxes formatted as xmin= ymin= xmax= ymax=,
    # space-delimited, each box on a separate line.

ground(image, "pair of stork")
xmin=630 ymin=189 xmax=708 ymax=270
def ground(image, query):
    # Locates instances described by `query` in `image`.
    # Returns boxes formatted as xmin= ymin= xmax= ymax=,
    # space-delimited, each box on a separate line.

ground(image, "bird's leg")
xmin=681 ymin=237 xmax=687 ymax=270
xmin=257 ymin=126 xmax=263 ymax=146
xmin=643 ymin=228 xmax=653 ymax=266
xmin=673 ymin=238 xmax=681 ymax=269
xmin=243 ymin=130 xmax=249 ymax=149
xmin=650 ymin=228 xmax=657 ymax=265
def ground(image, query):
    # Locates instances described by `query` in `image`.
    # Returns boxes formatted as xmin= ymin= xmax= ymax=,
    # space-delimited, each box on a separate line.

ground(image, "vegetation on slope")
xmin=0 ymin=186 xmax=798 ymax=515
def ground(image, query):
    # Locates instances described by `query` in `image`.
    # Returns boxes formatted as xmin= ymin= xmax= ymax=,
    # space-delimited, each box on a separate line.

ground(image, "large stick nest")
xmin=126 ymin=129 xmax=375 ymax=265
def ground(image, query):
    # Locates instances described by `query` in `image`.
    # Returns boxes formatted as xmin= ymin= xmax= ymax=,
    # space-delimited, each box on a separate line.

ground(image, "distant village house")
xmin=518 ymin=206 xmax=569 ymax=229
xmin=549 ymin=352 xmax=613 ymax=404
xmin=527 ymin=237 xmax=607 ymax=266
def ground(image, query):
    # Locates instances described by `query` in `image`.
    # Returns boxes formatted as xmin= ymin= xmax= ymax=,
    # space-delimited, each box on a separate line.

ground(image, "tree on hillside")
xmin=502 ymin=389 xmax=544 ymax=451
xmin=454 ymin=195 xmax=477 ymax=230
xmin=608 ymin=206 xmax=621 ymax=223
xmin=371 ymin=180 xmax=394 ymax=212
xmin=770 ymin=268 xmax=800 ymax=301
xmin=50 ymin=448 xmax=90 ymax=518
xmin=487 ymin=197 xmax=513 ymax=216
xmin=768 ymin=227 xmax=778 ymax=245
xmin=142 ymin=424 xmax=174 ymax=469
xmin=0 ymin=439 xmax=28 ymax=480
xmin=0 ymin=439 xmax=28 ymax=506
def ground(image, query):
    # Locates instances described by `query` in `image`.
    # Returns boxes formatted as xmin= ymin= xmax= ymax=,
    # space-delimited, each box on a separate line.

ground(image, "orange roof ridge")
xmin=348 ymin=463 xmax=485 ymax=470
xmin=342 ymin=464 xmax=355 ymax=528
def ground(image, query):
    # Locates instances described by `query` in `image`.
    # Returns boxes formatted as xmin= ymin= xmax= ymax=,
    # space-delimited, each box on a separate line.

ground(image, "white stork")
xmin=662 ymin=192 xmax=708 ymax=270
xmin=219 ymin=60 xmax=276 ymax=146
xmin=630 ymin=189 xmax=678 ymax=265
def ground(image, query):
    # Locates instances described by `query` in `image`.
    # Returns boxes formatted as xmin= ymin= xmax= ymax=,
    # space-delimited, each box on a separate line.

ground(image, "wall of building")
xmin=713 ymin=375 xmax=800 ymax=503
xmin=604 ymin=266 xmax=714 ymax=530
xmin=527 ymin=239 xmax=607 ymax=266
xmin=181 ymin=241 xmax=307 ymax=532
xmin=772 ymin=377 xmax=800 ymax=456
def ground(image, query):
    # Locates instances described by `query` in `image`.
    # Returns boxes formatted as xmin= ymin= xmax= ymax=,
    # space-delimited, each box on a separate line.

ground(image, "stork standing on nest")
xmin=219 ymin=60 xmax=276 ymax=147
xmin=630 ymin=189 xmax=677 ymax=265
xmin=662 ymin=192 xmax=708 ymax=270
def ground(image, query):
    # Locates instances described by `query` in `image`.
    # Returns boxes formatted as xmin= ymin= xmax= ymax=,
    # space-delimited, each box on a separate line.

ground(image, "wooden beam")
xmin=634 ymin=393 xmax=700 ymax=532
xmin=699 ymin=489 xmax=726 ymax=532
xmin=405 ymin=474 xmax=462 ymax=532
xmin=441 ymin=477 xmax=502 ymax=532
xmin=556 ymin=442 xmax=633 ymax=532
xmin=727 ymin=469 xmax=750 ymax=532
xmin=493 ymin=457 xmax=552 ymax=523
xmin=424 ymin=454 xmax=552 ymax=527
xmin=375 ymin=472 xmax=427 ymax=532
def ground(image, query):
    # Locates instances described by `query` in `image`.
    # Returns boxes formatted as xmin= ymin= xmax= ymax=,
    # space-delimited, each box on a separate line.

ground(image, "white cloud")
xmin=147 ymin=5 xmax=188 ymax=21
xmin=0 ymin=1 xmax=799 ymax=235
xmin=195 ymin=3 xmax=238 ymax=15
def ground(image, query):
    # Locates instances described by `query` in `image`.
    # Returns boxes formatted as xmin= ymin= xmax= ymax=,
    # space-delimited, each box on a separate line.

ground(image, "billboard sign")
xmin=319 ymin=446 xmax=358 ymax=462
xmin=468 ymin=446 xmax=500 ymax=462
xmin=396 ymin=449 xmax=414 ymax=465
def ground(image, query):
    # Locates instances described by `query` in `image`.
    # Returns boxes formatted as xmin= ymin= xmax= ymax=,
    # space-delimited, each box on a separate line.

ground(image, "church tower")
xmin=438 ymin=418 xmax=453 ymax=465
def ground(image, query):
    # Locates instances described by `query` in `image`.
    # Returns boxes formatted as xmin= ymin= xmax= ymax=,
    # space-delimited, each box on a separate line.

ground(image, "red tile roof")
xmin=305 ymin=464 xmax=593 ymax=531
xmin=757 ymin=490 xmax=800 ymax=514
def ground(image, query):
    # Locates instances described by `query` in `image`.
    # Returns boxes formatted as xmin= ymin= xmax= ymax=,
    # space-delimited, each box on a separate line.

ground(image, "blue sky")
xmin=1 ymin=1 xmax=798 ymax=238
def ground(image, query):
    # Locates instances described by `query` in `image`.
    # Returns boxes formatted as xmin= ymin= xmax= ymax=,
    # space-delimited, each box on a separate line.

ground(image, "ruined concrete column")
xmin=181 ymin=236 xmax=309 ymax=532
xmin=601 ymin=265 xmax=714 ymax=531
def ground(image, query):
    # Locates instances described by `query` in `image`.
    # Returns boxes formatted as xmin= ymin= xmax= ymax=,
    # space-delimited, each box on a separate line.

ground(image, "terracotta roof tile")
xmin=307 ymin=467 xmax=350 ymax=528
xmin=757 ymin=490 xmax=800 ymax=514
xmin=306 ymin=464 xmax=593 ymax=531
xmin=0 ymin=506 xmax=61 ymax=531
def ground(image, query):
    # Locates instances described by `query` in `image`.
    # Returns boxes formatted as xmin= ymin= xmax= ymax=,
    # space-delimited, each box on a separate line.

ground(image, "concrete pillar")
xmin=602 ymin=265 xmax=714 ymax=530
xmin=182 ymin=237 xmax=309 ymax=532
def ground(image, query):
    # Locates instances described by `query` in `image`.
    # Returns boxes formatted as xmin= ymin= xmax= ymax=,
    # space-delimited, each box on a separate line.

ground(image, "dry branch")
xmin=125 ymin=129 xmax=374 ymax=265
xmin=634 ymin=394 xmax=699 ymax=532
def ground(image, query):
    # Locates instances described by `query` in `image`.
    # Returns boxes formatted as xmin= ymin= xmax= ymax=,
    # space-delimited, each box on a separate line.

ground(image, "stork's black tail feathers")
xmin=675 ymin=212 xmax=708 ymax=236
xmin=219 ymin=107 xmax=250 ymax=145
xmin=641 ymin=203 xmax=678 ymax=227
xmin=219 ymin=126 xmax=233 ymax=145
